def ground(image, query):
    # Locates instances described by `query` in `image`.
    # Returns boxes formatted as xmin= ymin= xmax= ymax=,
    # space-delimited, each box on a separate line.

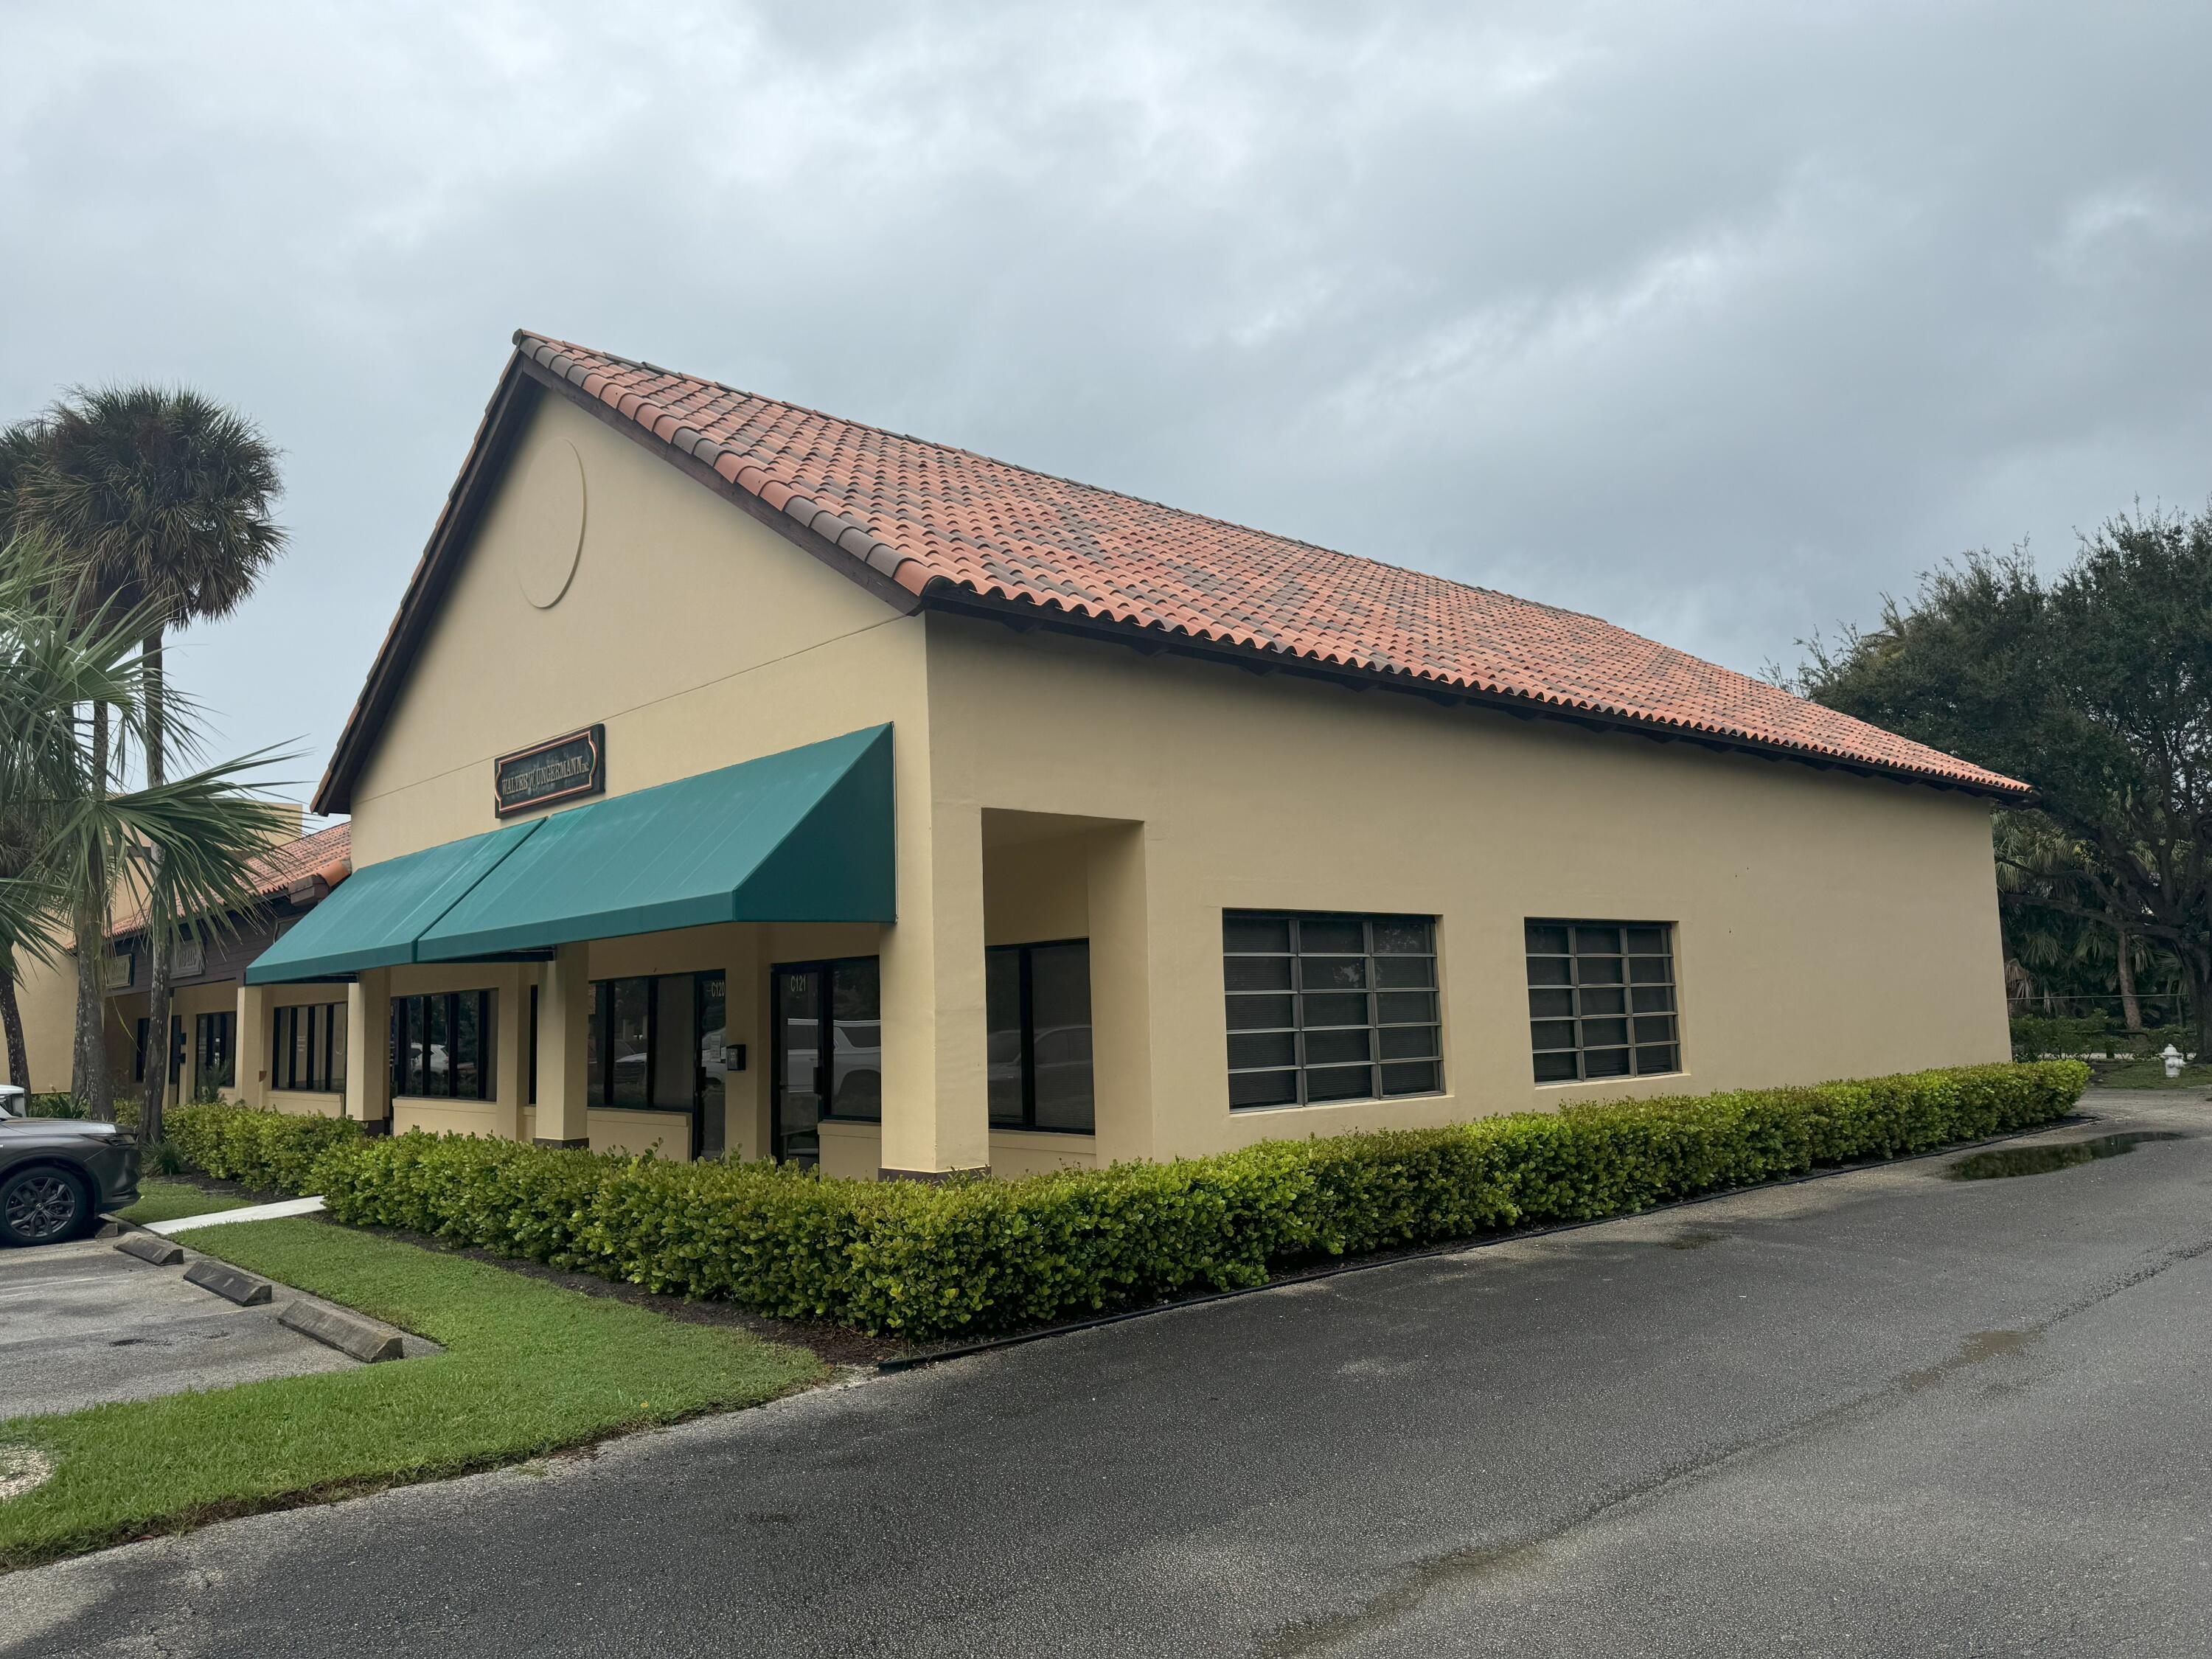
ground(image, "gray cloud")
xmin=4 ymin=0 xmax=2208 ymax=803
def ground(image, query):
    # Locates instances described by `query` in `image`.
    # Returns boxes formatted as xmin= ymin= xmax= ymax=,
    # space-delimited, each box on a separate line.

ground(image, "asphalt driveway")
xmin=8 ymin=1088 xmax=2211 ymax=1657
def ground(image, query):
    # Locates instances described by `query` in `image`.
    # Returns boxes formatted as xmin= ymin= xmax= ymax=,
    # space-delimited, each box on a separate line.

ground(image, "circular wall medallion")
xmin=512 ymin=438 xmax=587 ymax=609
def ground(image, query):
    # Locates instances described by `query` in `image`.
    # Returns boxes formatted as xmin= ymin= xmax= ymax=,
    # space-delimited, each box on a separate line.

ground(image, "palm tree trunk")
xmin=2115 ymin=925 xmax=2144 ymax=1032
xmin=139 ymin=626 xmax=171 ymax=1144
xmin=0 ymin=959 xmax=29 ymax=1092
xmin=72 ymin=702 xmax=114 ymax=1120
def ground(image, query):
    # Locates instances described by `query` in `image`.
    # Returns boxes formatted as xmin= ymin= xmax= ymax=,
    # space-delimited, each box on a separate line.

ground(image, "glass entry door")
xmin=693 ymin=973 xmax=727 ymax=1160
xmin=773 ymin=966 xmax=828 ymax=1166
xmin=771 ymin=958 xmax=881 ymax=1166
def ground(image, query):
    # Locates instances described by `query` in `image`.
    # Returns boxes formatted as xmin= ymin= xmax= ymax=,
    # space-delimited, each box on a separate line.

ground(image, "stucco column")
xmin=878 ymin=799 xmax=989 ymax=1177
xmin=535 ymin=942 xmax=591 ymax=1148
xmin=345 ymin=969 xmax=392 ymax=1127
xmin=490 ymin=963 xmax=530 ymax=1143
xmin=724 ymin=931 xmax=768 ymax=1162
xmin=236 ymin=984 xmax=270 ymax=1108
xmin=235 ymin=985 xmax=268 ymax=1108
xmin=1086 ymin=823 xmax=1155 ymax=1165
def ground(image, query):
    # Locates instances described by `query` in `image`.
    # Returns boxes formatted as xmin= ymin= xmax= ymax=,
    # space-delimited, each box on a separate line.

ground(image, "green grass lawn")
xmin=113 ymin=1178 xmax=259 ymax=1226
xmin=0 ymin=1218 xmax=825 ymax=1568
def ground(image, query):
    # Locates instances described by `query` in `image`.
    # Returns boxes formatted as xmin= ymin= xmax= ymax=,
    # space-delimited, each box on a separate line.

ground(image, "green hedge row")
xmin=168 ymin=1061 xmax=2087 ymax=1339
xmin=2009 ymin=1012 xmax=2195 ymax=1061
xmin=167 ymin=1102 xmax=362 ymax=1194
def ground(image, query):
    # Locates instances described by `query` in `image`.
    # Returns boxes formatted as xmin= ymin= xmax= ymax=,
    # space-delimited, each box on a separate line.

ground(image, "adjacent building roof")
xmin=313 ymin=333 xmax=2030 ymax=810
xmin=110 ymin=821 xmax=352 ymax=941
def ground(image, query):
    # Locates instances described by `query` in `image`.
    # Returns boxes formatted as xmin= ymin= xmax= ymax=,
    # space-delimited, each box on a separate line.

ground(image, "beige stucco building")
xmin=237 ymin=330 xmax=2025 ymax=1179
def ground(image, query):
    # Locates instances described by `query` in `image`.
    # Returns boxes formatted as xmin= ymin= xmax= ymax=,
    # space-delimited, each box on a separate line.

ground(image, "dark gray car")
xmin=0 ymin=1087 xmax=141 ymax=1246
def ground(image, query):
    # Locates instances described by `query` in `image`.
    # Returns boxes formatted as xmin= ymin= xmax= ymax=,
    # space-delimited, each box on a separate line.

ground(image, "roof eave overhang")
xmin=313 ymin=345 xmax=925 ymax=817
xmin=316 ymin=333 xmax=2028 ymax=813
xmin=914 ymin=585 xmax=2034 ymax=804
xmin=314 ymin=354 xmax=542 ymax=815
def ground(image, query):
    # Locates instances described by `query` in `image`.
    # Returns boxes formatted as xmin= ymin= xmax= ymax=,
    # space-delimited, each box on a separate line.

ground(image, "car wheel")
xmin=0 ymin=1165 xmax=91 ymax=1247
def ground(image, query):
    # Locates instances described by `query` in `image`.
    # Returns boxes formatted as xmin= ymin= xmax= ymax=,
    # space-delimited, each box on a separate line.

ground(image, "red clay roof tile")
xmin=387 ymin=333 xmax=2023 ymax=800
xmin=109 ymin=822 xmax=352 ymax=941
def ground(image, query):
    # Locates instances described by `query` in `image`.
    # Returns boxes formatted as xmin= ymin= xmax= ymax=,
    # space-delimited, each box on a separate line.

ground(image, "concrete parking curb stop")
xmin=279 ymin=1300 xmax=406 ymax=1363
xmin=114 ymin=1233 xmax=184 ymax=1267
xmin=182 ymin=1259 xmax=275 ymax=1307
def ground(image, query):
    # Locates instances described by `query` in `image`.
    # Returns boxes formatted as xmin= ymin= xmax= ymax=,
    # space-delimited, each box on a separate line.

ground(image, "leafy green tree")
xmin=1799 ymin=507 xmax=2212 ymax=1051
xmin=0 ymin=540 xmax=291 ymax=1124
xmin=7 ymin=390 xmax=283 ymax=1138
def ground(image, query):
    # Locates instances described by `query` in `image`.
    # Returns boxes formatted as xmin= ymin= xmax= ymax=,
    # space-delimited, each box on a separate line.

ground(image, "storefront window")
xmin=986 ymin=940 xmax=1094 ymax=1133
xmin=274 ymin=1002 xmax=347 ymax=1093
xmin=584 ymin=973 xmax=726 ymax=1135
xmin=389 ymin=991 xmax=495 ymax=1101
xmin=195 ymin=1011 xmax=237 ymax=1094
xmin=771 ymin=956 xmax=881 ymax=1165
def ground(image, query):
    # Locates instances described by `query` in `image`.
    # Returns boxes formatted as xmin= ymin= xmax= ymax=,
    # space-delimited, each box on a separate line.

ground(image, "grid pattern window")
xmin=389 ymin=991 xmax=491 ymax=1101
xmin=1525 ymin=921 xmax=1680 ymax=1082
xmin=273 ymin=1001 xmax=348 ymax=1093
xmin=987 ymin=940 xmax=1096 ymax=1133
xmin=1222 ymin=912 xmax=1442 ymax=1109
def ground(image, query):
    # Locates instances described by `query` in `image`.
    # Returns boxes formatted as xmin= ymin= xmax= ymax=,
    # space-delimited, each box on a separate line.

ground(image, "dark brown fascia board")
xmin=517 ymin=355 xmax=926 ymax=619
xmin=314 ymin=358 xmax=543 ymax=815
xmin=918 ymin=588 xmax=2031 ymax=804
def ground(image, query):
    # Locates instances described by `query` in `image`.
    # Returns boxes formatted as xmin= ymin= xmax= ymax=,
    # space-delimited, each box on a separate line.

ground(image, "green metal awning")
xmin=245 ymin=724 xmax=894 ymax=985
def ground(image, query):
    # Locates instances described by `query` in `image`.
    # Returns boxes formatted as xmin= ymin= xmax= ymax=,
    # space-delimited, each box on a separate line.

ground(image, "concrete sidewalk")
xmin=143 ymin=1195 xmax=326 ymax=1236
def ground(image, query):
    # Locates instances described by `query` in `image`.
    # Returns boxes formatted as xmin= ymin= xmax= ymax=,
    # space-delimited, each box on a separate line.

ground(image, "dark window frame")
xmin=195 ymin=1011 xmax=237 ymax=1093
xmin=387 ymin=990 xmax=495 ymax=1102
xmin=1524 ymin=919 xmax=1682 ymax=1084
xmin=768 ymin=956 xmax=883 ymax=1166
xmin=272 ymin=1001 xmax=348 ymax=1093
xmin=986 ymin=938 xmax=1096 ymax=1134
xmin=583 ymin=973 xmax=725 ymax=1118
xmin=1222 ymin=911 xmax=1444 ymax=1110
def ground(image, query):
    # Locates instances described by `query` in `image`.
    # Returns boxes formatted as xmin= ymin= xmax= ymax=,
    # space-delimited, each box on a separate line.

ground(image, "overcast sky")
xmin=4 ymin=1 xmax=2208 ymax=812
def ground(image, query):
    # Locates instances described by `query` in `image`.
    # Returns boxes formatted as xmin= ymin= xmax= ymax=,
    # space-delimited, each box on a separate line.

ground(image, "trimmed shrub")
xmin=167 ymin=1101 xmax=361 ymax=1194
xmin=167 ymin=1062 xmax=2087 ymax=1339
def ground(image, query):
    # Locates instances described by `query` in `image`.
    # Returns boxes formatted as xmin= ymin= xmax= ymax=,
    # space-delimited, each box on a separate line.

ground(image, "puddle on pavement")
xmin=1945 ymin=1132 xmax=2184 ymax=1182
xmin=1660 ymin=1227 xmax=1731 ymax=1251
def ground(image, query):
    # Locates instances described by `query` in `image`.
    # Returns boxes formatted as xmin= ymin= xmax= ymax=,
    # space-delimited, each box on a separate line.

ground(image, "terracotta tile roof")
xmin=509 ymin=333 xmax=2025 ymax=798
xmin=110 ymin=821 xmax=352 ymax=940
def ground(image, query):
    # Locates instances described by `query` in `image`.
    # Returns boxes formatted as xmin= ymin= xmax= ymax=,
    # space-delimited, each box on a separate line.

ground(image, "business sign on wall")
xmin=495 ymin=726 xmax=605 ymax=817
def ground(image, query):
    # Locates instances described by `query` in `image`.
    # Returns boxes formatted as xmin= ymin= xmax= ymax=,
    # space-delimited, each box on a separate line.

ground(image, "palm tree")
xmin=0 ymin=428 xmax=46 ymax=1090
xmin=0 ymin=540 xmax=291 ymax=1121
xmin=10 ymin=389 xmax=283 ymax=1139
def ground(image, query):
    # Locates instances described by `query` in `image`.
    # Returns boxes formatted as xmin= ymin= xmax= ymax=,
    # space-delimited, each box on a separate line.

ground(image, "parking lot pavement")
xmin=0 ymin=1236 xmax=355 ymax=1418
xmin=9 ymin=1089 xmax=2211 ymax=1657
